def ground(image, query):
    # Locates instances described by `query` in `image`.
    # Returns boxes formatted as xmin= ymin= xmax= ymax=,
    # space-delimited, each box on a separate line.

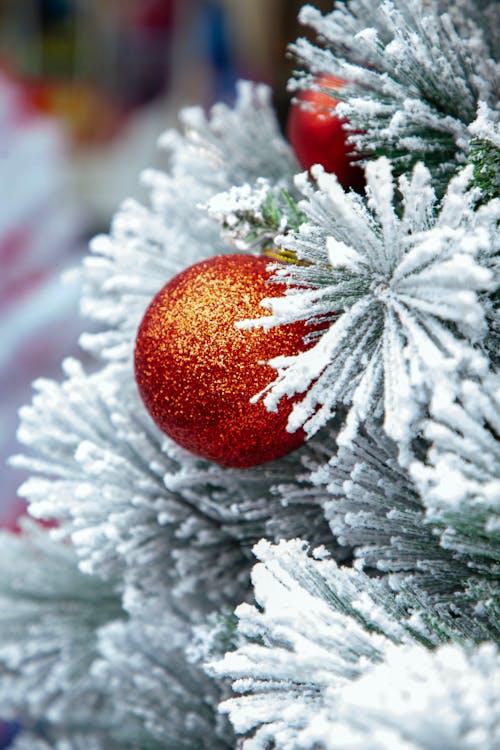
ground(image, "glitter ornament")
xmin=134 ymin=254 xmax=312 ymax=468
xmin=287 ymin=74 xmax=364 ymax=191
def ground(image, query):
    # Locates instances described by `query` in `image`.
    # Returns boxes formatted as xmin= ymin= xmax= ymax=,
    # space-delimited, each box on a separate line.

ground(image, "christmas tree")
xmin=2 ymin=1 xmax=499 ymax=748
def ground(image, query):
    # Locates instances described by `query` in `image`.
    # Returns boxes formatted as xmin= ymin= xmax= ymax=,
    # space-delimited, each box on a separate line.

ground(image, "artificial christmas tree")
xmin=1 ymin=1 xmax=499 ymax=749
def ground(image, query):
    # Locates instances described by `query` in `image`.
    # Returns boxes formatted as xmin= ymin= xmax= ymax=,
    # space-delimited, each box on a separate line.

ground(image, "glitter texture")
xmin=134 ymin=254 xmax=312 ymax=468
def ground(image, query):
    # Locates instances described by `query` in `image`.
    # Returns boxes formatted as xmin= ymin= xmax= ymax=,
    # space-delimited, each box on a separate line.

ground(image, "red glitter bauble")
xmin=134 ymin=254 xmax=312 ymax=468
xmin=287 ymin=74 xmax=364 ymax=192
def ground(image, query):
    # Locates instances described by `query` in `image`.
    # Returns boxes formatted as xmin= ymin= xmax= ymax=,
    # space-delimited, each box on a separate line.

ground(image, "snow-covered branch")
xmin=242 ymin=161 xmax=496 ymax=454
xmin=213 ymin=539 xmax=499 ymax=750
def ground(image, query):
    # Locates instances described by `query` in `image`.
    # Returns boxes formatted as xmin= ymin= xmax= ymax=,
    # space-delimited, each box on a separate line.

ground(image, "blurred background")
xmin=0 ymin=1 xmax=330 ymax=743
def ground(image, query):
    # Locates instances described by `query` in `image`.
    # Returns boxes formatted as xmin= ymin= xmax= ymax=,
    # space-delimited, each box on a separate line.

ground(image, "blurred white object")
xmin=70 ymin=98 xmax=169 ymax=224
xmin=0 ymin=72 xmax=85 ymax=526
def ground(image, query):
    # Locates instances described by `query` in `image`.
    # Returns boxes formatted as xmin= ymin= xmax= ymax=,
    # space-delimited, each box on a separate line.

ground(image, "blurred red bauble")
xmin=287 ymin=74 xmax=364 ymax=191
xmin=134 ymin=254 xmax=312 ymax=468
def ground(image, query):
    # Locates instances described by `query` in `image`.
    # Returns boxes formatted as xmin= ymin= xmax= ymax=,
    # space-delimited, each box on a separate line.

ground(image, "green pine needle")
xmin=469 ymin=138 xmax=500 ymax=201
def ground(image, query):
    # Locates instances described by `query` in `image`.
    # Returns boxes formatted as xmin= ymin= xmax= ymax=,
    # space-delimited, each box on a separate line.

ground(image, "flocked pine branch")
xmin=12 ymin=359 xmax=250 ymax=613
xmin=213 ymin=539 xmax=500 ymax=750
xmin=468 ymin=103 xmax=500 ymax=201
xmin=9 ymin=727 xmax=161 ymax=750
xmin=9 ymin=735 xmax=143 ymax=750
xmin=240 ymin=159 xmax=497 ymax=454
xmin=0 ymin=522 xmax=233 ymax=749
xmin=11 ymin=358 xmax=337 ymax=618
xmin=410 ymin=372 xmax=500 ymax=615
xmin=206 ymin=181 xmax=306 ymax=254
xmin=291 ymin=0 xmax=500 ymax=196
xmin=10 ymin=726 xmax=162 ymax=750
xmin=10 ymin=737 xmax=101 ymax=750
xmin=470 ymin=137 xmax=500 ymax=202
xmin=291 ymin=416 xmax=498 ymax=641
xmin=92 ymin=597 xmax=234 ymax=750
xmin=0 ymin=521 xmax=128 ymax=738
xmin=467 ymin=104 xmax=500 ymax=360
xmin=9 ymin=337 xmax=339 ymax=746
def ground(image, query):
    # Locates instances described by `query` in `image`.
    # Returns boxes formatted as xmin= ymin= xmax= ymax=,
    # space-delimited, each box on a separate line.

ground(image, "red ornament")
xmin=287 ymin=74 xmax=364 ymax=191
xmin=134 ymin=254 xmax=312 ymax=468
